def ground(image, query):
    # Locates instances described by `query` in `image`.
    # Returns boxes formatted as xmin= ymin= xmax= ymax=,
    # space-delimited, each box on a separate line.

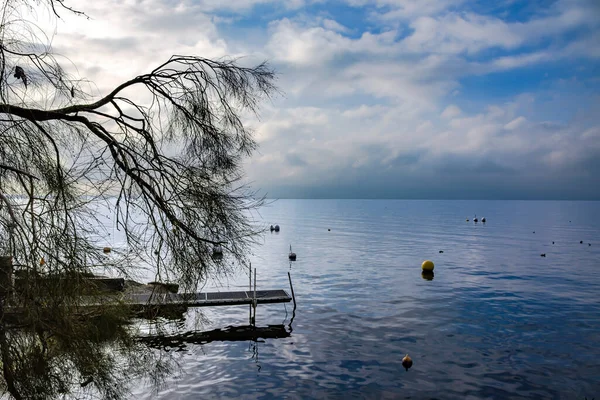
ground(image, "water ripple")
xmin=132 ymin=200 xmax=600 ymax=399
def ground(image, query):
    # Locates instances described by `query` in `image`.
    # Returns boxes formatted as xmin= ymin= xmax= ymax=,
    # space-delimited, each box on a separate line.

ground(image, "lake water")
xmin=132 ymin=200 xmax=600 ymax=400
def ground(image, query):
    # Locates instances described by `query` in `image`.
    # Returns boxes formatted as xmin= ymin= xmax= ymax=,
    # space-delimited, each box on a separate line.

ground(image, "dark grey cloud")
xmin=430 ymin=156 xmax=517 ymax=176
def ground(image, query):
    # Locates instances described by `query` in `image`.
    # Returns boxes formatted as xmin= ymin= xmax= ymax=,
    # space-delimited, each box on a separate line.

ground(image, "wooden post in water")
xmin=252 ymin=268 xmax=257 ymax=326
xmin=248 ymin=262 xmax=252 ymax=324
xmin=287 ymin=272 xmax=296 ymax=311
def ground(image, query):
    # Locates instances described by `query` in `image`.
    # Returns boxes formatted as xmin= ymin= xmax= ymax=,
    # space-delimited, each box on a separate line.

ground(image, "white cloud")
xmin=441 ymin=105 xmax=461 ymax=118
xmin=322 ymin=18 xmax=350 ymax=33
xmin=504 ymin=116 xmax=527 ymax=131
xmin=265 ymin=18 xmax=398 ymax=67
xmin=43 ymin=0 xmax=230 ymax=95
xmin=342 ymin=105 xmax=388 ymax=119
xmin=402 ymin=13 xmax=522 ymax=54
xmin=357 ymin=0 xmax=464 ymax=19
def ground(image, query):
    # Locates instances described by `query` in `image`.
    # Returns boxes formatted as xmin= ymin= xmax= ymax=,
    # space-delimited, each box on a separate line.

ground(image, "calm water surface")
xmin=133 ymin=200 xmax=600 ymax=400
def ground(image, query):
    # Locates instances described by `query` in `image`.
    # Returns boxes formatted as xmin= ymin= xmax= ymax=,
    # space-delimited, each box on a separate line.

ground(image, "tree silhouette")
xmin=0 ymin=0 xmax=276 ymax=398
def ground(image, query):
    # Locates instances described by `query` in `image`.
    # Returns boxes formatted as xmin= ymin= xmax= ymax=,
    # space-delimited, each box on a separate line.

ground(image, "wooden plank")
xmin=124 ymin=289 xmax=292 ymax=308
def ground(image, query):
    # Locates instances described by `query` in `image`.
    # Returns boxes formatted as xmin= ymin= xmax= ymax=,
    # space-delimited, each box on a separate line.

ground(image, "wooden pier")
xmin=3 ymin=289 xmax=293 ymax=322
xmin=1 ymin=256 xmax=297 ymax=326
xmin=123 ymin=289 xmax=292 ymax=308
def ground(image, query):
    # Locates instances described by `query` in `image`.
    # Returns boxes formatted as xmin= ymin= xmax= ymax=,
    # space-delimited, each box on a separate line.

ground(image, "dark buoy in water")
xmin=473 ymin=215 xmax=478 ymax=223
xmin=270 ymin=224 xmax=280 ymax=232
xmin=402 ymin=354 xmax=413 ymax=371
xmin=552 ymin=241 xmax=555 ymax=244
xmin=533 ymin=231 xmax=535 ymax=234
xmin=328 ymin=228 xmax=331 ymax=231
xmin=540 ymin=253 xmax=546 ymax=257
xmin=589 ymin=243 xmax=592 ymax=246
xmin=288 ymin=245 xmax=297 ymax=261
xmin=481 ymin=217 xmax=486 ymax=223
xmin=580 ymin=240 xmax=583 ymax=244
xmin=439 ymin=250 xmax=444 ymax=253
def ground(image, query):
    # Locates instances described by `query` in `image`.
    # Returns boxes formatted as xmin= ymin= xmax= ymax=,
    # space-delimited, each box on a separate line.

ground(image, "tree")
xmin=0 ymin=0 xmax=276 ymax=398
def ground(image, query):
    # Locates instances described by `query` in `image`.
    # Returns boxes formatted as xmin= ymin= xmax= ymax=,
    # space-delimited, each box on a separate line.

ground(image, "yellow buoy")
xmin=39 ymin=257 xmax=45 ymax=266
xmin=421 ymin=260 xmax=434 ymax=271
xmin=402 ymin=354 xmax=413 ymax=371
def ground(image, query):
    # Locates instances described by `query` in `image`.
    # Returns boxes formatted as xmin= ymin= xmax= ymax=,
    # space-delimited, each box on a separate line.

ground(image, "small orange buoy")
xmin=39 ymin=257 xmax=45 ymax=266
xmin=103 ymin=247 xmax=111 ymax=253
xmin=402 ymin=354 xmax=413 ymax=371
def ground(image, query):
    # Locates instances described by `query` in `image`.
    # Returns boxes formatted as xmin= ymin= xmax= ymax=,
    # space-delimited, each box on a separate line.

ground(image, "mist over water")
xmin=127 ymin=200 xmax=600 ymax=399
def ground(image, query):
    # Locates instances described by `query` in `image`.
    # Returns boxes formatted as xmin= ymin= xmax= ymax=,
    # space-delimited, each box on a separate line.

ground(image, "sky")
xmin=36 ymin=0 xmax=600 ymax=199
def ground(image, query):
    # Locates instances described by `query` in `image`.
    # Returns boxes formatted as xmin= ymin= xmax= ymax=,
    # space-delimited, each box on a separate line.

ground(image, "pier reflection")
xmin=140 ymin=324 xmax=292 ymax=350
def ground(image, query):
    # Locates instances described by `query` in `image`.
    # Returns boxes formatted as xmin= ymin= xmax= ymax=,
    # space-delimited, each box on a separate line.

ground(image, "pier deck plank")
xmin=125 ymin=289 xmax=292 ymax=308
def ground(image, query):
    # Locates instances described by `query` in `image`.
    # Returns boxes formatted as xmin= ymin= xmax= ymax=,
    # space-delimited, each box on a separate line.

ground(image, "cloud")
xmin=285 ymin=152 xmax=309 ymax=167
xmin=401 ymin=13 xmax=523 ymax=54
xmin=342 ymin=105 xmax=388 ymax=119
xmin=15 ymin=0 xmax=600 ymax=199
xmin=322 ymin=18 xmax=350 ymax=33
xmin=246 ymin=90 xmax=600 ymax=199
xmin=265 ymin=18 xmax=397 ymax=67
xmin=441 ymin=105 xmax=461 ymax=118
xmin=504 ymin=116 xmax=527 ymax=131
xmin=355 ymin=0 xmax=465 ymax=19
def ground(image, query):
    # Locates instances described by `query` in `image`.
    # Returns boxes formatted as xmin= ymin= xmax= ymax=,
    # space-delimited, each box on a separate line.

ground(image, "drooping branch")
xmin=0 ymin=164 xmax=39 ymax=181
xmin=0 ymin=2 xmax=277 ymax=398
xmin=1 ymin=55 xmax=275 ymax=251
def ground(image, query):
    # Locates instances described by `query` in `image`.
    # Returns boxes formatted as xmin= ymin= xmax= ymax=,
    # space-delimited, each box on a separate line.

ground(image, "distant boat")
xmin=288 ymin=245 xmax=297 ymax=261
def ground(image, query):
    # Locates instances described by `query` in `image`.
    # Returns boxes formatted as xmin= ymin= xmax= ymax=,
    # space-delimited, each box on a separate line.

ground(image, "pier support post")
xmin=251 ymin=268 xmax=257 ymax=326
xmin=287 ymin=272 xmax=296 ymax=311
xmin=252 ymin=268 xmax=257 ymax=326
xmin=249 ymin=262 xmax=252 ymax=325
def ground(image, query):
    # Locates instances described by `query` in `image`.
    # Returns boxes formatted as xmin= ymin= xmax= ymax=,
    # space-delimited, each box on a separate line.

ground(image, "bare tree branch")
xmin=0 ymin=1 xmax=277 ymax=399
